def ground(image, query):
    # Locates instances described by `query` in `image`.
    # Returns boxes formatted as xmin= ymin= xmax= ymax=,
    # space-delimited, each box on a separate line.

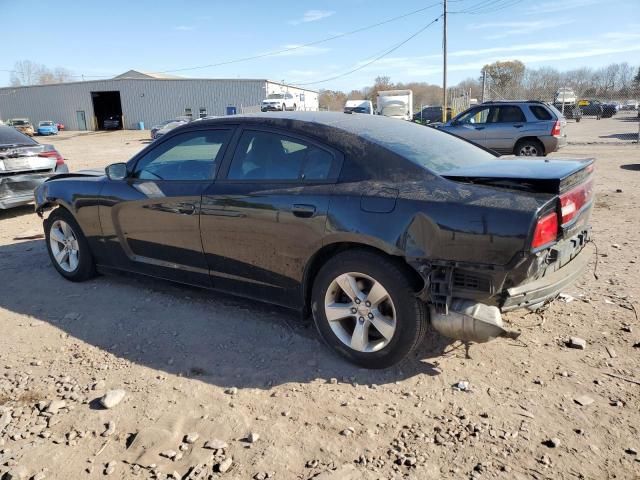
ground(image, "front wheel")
xmin=311 ymin=250 xmax=427 ymax=368
xmin=44 ymin=208 xmax=96 ymax=282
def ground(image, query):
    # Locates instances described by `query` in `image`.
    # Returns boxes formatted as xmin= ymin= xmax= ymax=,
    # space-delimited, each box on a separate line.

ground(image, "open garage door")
xmin=91 ymin=91 xmax=123 ymax=130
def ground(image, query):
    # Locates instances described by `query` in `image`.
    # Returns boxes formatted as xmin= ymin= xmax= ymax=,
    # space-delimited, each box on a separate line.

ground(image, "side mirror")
xmin=105 ymin=162 xmax=128 ymax=180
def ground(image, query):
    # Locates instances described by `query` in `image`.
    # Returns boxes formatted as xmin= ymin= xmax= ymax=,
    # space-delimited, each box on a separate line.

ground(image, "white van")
xmin=344 ymin=100 xmax=373 ymax=115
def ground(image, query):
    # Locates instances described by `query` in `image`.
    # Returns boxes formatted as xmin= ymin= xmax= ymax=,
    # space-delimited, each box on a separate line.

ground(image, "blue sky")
xmin=2 ymin=0 xmax=639 ymax=91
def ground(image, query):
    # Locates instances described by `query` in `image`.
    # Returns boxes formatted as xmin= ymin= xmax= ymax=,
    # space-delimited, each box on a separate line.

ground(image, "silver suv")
xmin=438 ymin=101 xmax=567 ymax=156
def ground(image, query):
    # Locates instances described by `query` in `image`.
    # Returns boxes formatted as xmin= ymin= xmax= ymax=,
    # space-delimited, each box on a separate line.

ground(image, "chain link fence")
xmin=481 ymin=71 xmax=640 ymax=143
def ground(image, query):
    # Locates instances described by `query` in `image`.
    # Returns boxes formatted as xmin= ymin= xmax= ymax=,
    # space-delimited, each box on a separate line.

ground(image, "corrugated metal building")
xmin=0 ymin=70 xmax=319 ymax=131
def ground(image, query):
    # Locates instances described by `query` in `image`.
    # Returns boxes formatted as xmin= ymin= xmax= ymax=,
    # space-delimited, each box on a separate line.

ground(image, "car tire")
xmin=44 ymin=208 xmax=96 ymax=282
xmin=514 ymin=139 xmax=544 ymax=157
xmin=311 ymin=250 xmax=427 ymax=369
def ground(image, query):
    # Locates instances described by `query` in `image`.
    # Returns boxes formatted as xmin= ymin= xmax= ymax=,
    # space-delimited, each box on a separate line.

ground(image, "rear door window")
xmin=227 ymin=130 xmax=334 ymax=182
xmin=496 ymin=105 xmax=526 ymax=123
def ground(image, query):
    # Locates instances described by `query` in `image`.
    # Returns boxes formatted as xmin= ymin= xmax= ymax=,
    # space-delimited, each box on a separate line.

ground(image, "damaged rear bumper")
xmin=0 ymin=173 xmax=52 ymax=209
xmin=502 ymin=242 xmax=592 ymax=311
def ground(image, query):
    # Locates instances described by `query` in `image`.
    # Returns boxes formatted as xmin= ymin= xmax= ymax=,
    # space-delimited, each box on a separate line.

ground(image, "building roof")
xmin=112 ymin=70 xmax=184 ymax=80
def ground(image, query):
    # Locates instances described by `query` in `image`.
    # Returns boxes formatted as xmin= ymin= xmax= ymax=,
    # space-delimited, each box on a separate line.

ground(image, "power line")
xmin=0 ymin=1 xmax=447 ymax=80
xmin=154 ymin=2 xmax=446 ymax=74
xmin=290 ymin=15 xmax=443 ymax=86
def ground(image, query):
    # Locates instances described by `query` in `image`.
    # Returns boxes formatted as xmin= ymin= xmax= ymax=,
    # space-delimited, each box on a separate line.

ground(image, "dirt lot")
xmin=1 ymin=125 xmax=639 ymax=480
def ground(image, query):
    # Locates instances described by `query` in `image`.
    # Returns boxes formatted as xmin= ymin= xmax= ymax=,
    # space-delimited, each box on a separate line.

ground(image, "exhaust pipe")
xmin=430 ymin=299 xmax=521 ymax=343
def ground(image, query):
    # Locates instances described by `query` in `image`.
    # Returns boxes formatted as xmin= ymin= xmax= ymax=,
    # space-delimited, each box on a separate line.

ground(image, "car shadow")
xmin=0 ymin=239 xmax=450 ymax=391
xmin=598 ymin=133 xmax=639 ymax=141
xmin=620 ymin=164 xmax=640 ymax=171
xmin=0 ymin=204 xmax=35 ymax=220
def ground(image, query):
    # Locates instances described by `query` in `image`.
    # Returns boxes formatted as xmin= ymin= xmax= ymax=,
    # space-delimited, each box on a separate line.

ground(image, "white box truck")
xmin=376 ymin=90 xmax=413 ymax=120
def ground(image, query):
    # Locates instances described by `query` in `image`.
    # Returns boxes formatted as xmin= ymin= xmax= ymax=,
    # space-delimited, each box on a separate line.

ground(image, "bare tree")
xmin=9 ymin=60 xmax=75 ymax=86
xmin=9 ymin=60 xmax=43 ymax=86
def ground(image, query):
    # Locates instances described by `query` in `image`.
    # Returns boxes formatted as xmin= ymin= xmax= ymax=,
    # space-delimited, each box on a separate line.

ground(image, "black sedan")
xmin=34 ymin=113 xmax=594 ymax=368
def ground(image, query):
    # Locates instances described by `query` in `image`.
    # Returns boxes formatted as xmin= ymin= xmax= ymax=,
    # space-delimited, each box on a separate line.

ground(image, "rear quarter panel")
xmin=325 ymin=178 xmax=551 ymax=267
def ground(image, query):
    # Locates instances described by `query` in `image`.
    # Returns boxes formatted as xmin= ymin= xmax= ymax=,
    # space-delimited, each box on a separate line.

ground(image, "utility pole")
xmin=442 ymin=0 xmax=447 ymax=122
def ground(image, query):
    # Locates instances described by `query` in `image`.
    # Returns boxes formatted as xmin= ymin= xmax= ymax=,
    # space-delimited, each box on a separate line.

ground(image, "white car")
xmin=554 ymin=88 xmax=577 ymax=105
xmin=344 ymin=100 xmax=373 ymax=114
xmin=622 ymin=99 xmax=638 ymax=111
xmin=261 ymin=93 xmax=297 ymax=112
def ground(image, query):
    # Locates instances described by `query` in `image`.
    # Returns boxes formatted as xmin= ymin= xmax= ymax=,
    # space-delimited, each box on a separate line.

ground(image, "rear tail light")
xmin=559 ymin=178 xmax=594 ymax=225
xmin=532 ymin=212 xmax=559 ymax=249
xmin=39 ymin=150 xmax=65 ymax=166
xmin=551 ymin=120 xmax=561 ymax=137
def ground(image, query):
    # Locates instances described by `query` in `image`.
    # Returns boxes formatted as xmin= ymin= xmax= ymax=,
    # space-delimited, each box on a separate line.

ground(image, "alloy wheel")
xmin=324 ymin=272 xmax=397 ymax=353
xmin=49 ymin=219 xmax=80 ymax=272
xmin=519 ymin=144 xmax=538 ymax=156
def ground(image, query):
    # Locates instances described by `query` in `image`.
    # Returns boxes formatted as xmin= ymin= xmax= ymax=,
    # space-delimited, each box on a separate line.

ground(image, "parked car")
xmin=578 ymin=100 xmax=616 ymax=118
xmin=103 ymin=115 xmax=121 ymax=129
xmin=34 ymin=112 xmax=594 ymax=368
xmin=554 ymin=87 xmax=577 ymax=105
xmin=151 ymin=116 xmax=193 ymax=139
xmin=261 ymin=93 xmax=297 ymax=112
xmin=152 ymin=119 xmax=190 ymax=140
xmin=0 ymin=125 xmax=68 ymax=209
xmin=344 ymin=100 xmax=374 ymax=114
xmin=413 ymin=106 xmax=452 ymax=124
xmin=437 ymin=101 xmax=567 ymax=156
xmin=37 ymin=121 xmax=59 ymax=136
xmin=8 ymin=118 xmax=35 ymax=136
xmin=150 ymin=120 xmax=175 ymax=139
xmin=56 ymin=123 xmax=65 ymax=131
xmin=622 ymin=99 xmax=638 ymax=110
xmin=552 ymin=102 xmax=582 ymax=122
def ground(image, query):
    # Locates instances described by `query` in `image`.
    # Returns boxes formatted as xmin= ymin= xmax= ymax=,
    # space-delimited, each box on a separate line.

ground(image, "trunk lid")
xmin=441 ymin=157 xmax=594 ymax=194
xmin=0 ymin=144 xmax=56 ymax=175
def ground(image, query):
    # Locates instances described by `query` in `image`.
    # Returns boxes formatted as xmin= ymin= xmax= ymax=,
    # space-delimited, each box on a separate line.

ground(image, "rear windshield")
xmin=0 ymin=126 xmax=38 ymax=147
xmin=11 ymin=120 xmax=28 ymax=126
xmin=339 ymin=116 xmax=496 ymax=174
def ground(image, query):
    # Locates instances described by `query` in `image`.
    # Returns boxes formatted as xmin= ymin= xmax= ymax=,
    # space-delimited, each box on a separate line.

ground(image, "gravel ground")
xmin=0 ymin=128 xmax=639 ymax=480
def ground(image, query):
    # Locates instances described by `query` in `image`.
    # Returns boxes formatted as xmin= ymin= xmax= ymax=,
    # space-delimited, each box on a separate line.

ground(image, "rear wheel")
xmin=311 ymin=250 xmax=427 ymax=368
xmin=515 ymin=139 xmax=544 ymax=157
xmin=44 ymin=208 xmax=96 ymax=282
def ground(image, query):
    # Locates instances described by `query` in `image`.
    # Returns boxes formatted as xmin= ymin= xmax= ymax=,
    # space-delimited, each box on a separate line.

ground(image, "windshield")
xmin=267 ymin=94 xmax=284 ymax=99
xmin=0 ymin=126 xmax=38 ymax=147
xmin=39 ymin=121 xmax=54 ymax=126
xmin=11 ymin=120 xmax=28 ymax=126
xmin=339 ymin=115 xmax=496 ymax=174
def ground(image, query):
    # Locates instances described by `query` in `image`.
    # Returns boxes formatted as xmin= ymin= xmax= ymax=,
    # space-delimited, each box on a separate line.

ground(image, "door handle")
xmin=177 ymin=203 xmax=196 ymax=215
xmin=474 ymin=126 xmax=485 ymax=130
xmin=292 ymin=204 xmax=316 ymax=218
xmin=513 ymin=124 xmax=524 ymax=128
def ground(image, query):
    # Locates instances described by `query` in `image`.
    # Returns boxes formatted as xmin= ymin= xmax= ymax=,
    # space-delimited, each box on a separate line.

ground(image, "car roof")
xmin=481 ymin=100 xmax=548 ymax=105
